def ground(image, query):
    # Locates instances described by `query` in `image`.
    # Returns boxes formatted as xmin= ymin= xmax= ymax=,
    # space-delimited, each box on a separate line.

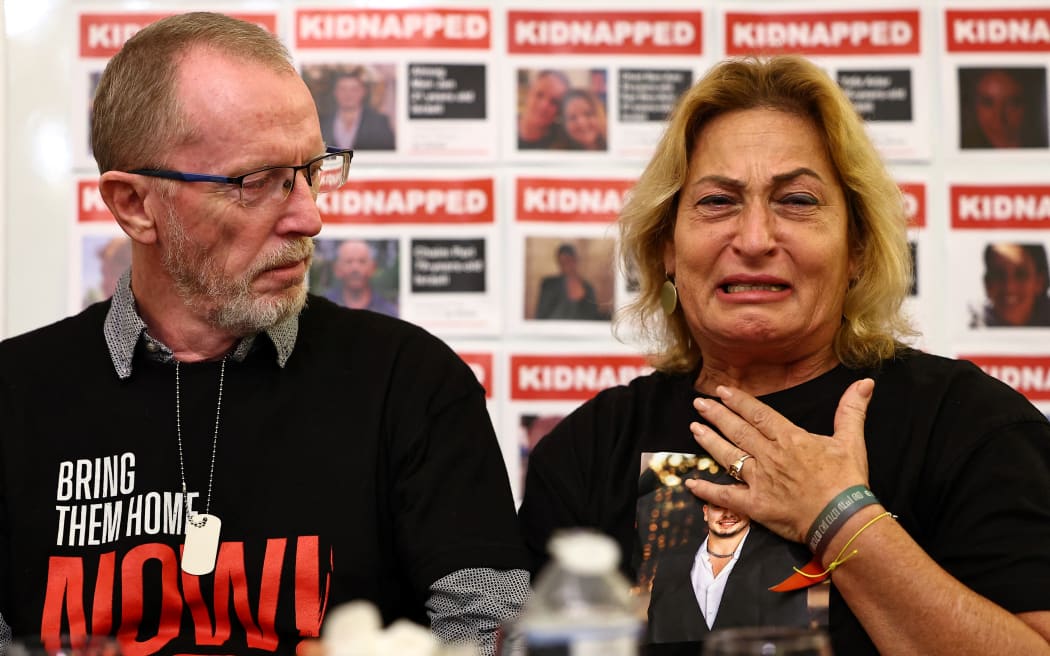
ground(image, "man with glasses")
xmin=0 ymin=12 xmax=528 ymax=655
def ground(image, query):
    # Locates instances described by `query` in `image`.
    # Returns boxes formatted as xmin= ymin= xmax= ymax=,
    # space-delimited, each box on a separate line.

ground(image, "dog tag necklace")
xmin=176 ymin=357 xmax=226 ymax=576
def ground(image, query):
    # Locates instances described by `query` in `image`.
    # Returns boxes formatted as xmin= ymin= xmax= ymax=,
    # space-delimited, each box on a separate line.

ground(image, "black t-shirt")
xmin=0 ymin=296 xmax=528 ymax=654
xmin=518 ymin=350 xmax=1050 ymax=655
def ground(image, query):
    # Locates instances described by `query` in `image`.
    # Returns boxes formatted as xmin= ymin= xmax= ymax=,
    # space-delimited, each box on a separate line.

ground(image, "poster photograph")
xmin=310 ymin=236 xmax=401 ymax=318
xmin=504 ymin=7 xmax=708 ymax=162
xmin=293 ymin=6 xmax=497 ymax=162
xmin=508 ymin=172 xmax=634 ymax=336
xmin=302 ymin=62 xmax=399 ymax=152
xmin=523 ymin=235 xmax=616 ymax=323
xmin=946 ymin=175 xmax=1050 ymax=345
xmin=514 ymin=66 xmax=609 ymax=152
xmin=943 ymin=3 xmax=1050 ymax=158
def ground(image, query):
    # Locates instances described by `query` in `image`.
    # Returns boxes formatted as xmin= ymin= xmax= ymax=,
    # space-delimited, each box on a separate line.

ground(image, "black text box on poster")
xmin=408 ymin=64 xmax=487 ymax=120
xmin=411 ymin=238 xmax=486 ymax=293
xmin=838 ymin=68 xmax=912 ymax=122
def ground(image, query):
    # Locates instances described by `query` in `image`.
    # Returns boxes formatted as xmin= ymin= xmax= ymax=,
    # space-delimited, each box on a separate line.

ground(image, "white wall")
xmin=3 ymin=0 xmax=77 ymax=338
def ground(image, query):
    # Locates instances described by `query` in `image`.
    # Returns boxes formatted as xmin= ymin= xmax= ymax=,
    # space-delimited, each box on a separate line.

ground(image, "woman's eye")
xmin=698 ymin=194 xmax=734 ymax=207
xmin=780 ymin=193 xmax=819 ymax=206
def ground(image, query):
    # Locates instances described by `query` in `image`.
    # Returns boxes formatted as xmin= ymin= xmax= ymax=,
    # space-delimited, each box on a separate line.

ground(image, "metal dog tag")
xmin=182 ymin=513 xmax=222 ymax=575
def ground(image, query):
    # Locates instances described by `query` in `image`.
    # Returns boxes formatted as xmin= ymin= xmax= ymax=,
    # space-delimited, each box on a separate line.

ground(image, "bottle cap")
xmin=548 ymin=530 xmax=619 ymax=575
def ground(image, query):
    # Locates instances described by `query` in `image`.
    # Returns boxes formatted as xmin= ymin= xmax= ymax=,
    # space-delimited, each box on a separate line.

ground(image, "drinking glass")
xmin=703 ymin=626 xmax=832 ymax=656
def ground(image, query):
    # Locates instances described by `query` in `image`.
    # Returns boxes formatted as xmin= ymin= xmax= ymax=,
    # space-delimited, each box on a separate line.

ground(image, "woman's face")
xmin=984 ymin=244 xmax=1045 ymax=325
xmin=975 ymin=71 xmax=1026 ymax=148
xmin=665 ymin=108 xmax=853 ymax=365
xmin=564 ymin=96 xmax=601 ymax=148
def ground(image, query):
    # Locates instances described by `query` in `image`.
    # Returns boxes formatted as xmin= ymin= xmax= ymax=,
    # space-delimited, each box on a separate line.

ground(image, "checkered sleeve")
xmin=426 ymin=567 xmax=531 ymax=655
xmin=0 ymin=612 xmax=11 ymax=652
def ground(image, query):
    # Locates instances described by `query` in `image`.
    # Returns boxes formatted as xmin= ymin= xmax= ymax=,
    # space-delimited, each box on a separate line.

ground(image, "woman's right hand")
xmin=684 ymin=378 xmax=875 ymax=545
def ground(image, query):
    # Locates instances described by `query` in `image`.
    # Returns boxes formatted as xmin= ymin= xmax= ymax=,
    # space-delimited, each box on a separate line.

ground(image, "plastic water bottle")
xmin=503 ymin=529 xmax=641 ymax=656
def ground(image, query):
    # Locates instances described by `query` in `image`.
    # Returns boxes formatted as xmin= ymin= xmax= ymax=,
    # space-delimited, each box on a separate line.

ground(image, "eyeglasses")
xmin=130 ymin=148 xmax=353 ymax=208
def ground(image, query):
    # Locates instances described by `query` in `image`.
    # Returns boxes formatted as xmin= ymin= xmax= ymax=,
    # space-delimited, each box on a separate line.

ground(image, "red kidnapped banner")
xmin=946 ymin=8 xmax=1050 ymax=53
xmin=510 ymin=354 xmax=650 ymax=401
xmin=507 ymin=11 xmax=702 ymax=55
xmin=317 ymin=178 xmax=494 ymax=224
xmin=297 ymin=9 xmax=490 ymax=49
xmin=950 ymin=185 xmax=1050 ymax=230
xmin=516 ymin=177 xmax=635 ymax=223
xmin=725 ymin=10 xmax=920 ymax=56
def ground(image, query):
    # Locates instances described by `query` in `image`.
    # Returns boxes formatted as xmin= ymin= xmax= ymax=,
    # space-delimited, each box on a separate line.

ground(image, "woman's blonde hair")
xmin=615 ymin=55 xmax=916 ymax=373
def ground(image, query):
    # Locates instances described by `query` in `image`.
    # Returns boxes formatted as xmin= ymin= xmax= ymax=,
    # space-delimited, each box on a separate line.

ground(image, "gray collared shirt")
xmin=103 ymin=270 xmax=297 ymax=378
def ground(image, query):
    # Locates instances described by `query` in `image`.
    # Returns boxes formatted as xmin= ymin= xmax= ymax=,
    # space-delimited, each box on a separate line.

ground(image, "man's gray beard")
xmin=161 ymin=205 xmax=313 ymax=335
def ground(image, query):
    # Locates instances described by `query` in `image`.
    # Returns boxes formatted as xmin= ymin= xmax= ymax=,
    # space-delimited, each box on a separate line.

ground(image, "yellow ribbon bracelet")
xmin=793 ymin=511 xmax=896 ymax=580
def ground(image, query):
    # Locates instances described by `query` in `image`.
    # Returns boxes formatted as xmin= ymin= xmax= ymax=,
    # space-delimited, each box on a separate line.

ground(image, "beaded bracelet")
xmin=805 ymin=485 xmax=880 ymax=557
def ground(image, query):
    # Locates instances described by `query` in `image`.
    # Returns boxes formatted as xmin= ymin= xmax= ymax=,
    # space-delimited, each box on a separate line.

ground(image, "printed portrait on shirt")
xmin=637 ymin=451 xmax=826 ymax=645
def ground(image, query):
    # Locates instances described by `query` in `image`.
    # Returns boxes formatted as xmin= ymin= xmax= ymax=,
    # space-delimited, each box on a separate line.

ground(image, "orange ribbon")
xmin=769 ymin=556 xmax=829 ymax=591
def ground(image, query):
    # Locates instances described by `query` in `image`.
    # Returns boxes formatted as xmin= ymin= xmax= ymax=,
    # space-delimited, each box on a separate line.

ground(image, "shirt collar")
xmin=103 ymin=269 xmax=298 ymax=379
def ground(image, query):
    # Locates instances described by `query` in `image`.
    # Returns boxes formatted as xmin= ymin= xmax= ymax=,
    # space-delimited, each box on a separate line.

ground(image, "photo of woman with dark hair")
xmin=959 ymin=67 xmax=1049 ymax=150
xmin=971 ymin=242 xmax=1050 ymax=327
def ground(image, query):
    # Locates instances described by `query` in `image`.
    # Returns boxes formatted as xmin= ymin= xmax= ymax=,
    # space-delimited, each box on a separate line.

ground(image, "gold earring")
xmin=660 ymin=276 xmax=678 ymax=315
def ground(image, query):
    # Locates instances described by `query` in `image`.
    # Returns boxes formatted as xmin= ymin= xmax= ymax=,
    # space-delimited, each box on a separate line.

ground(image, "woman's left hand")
xmin=685 ymin=378 xmax=875 ymax=545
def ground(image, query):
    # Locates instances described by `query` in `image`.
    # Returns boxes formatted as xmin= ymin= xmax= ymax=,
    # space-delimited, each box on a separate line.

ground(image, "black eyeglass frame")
xmin=129 ymin=147 xmax=353 ymax=205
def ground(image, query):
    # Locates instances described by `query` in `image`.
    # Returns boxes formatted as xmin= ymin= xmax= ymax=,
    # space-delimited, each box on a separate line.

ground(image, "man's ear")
xmin=98 ymin=171 xmax=159 ymax=244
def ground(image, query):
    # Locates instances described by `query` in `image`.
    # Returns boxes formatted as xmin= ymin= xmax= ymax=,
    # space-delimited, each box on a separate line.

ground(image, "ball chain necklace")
xmin=176 ymin=356 xmax=226 ymax=576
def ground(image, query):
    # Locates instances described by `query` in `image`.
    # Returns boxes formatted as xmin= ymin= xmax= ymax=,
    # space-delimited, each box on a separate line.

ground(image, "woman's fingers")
xmin=689 ymin=420 xmax=747 ymax=469
xmin=711 ymin=386 xmax=796 ymax=441
xmin=692 ymin=395 xmax=767 ymax=454
xmin=834 ymin=378 xmax=875 ymax=442
xmin=685 ymin=476 xmax=749 ymax=511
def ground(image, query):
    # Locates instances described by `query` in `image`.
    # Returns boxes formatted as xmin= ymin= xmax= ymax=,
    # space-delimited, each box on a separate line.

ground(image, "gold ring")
xmin=728 ymin=453 xmax=752 ymax=481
